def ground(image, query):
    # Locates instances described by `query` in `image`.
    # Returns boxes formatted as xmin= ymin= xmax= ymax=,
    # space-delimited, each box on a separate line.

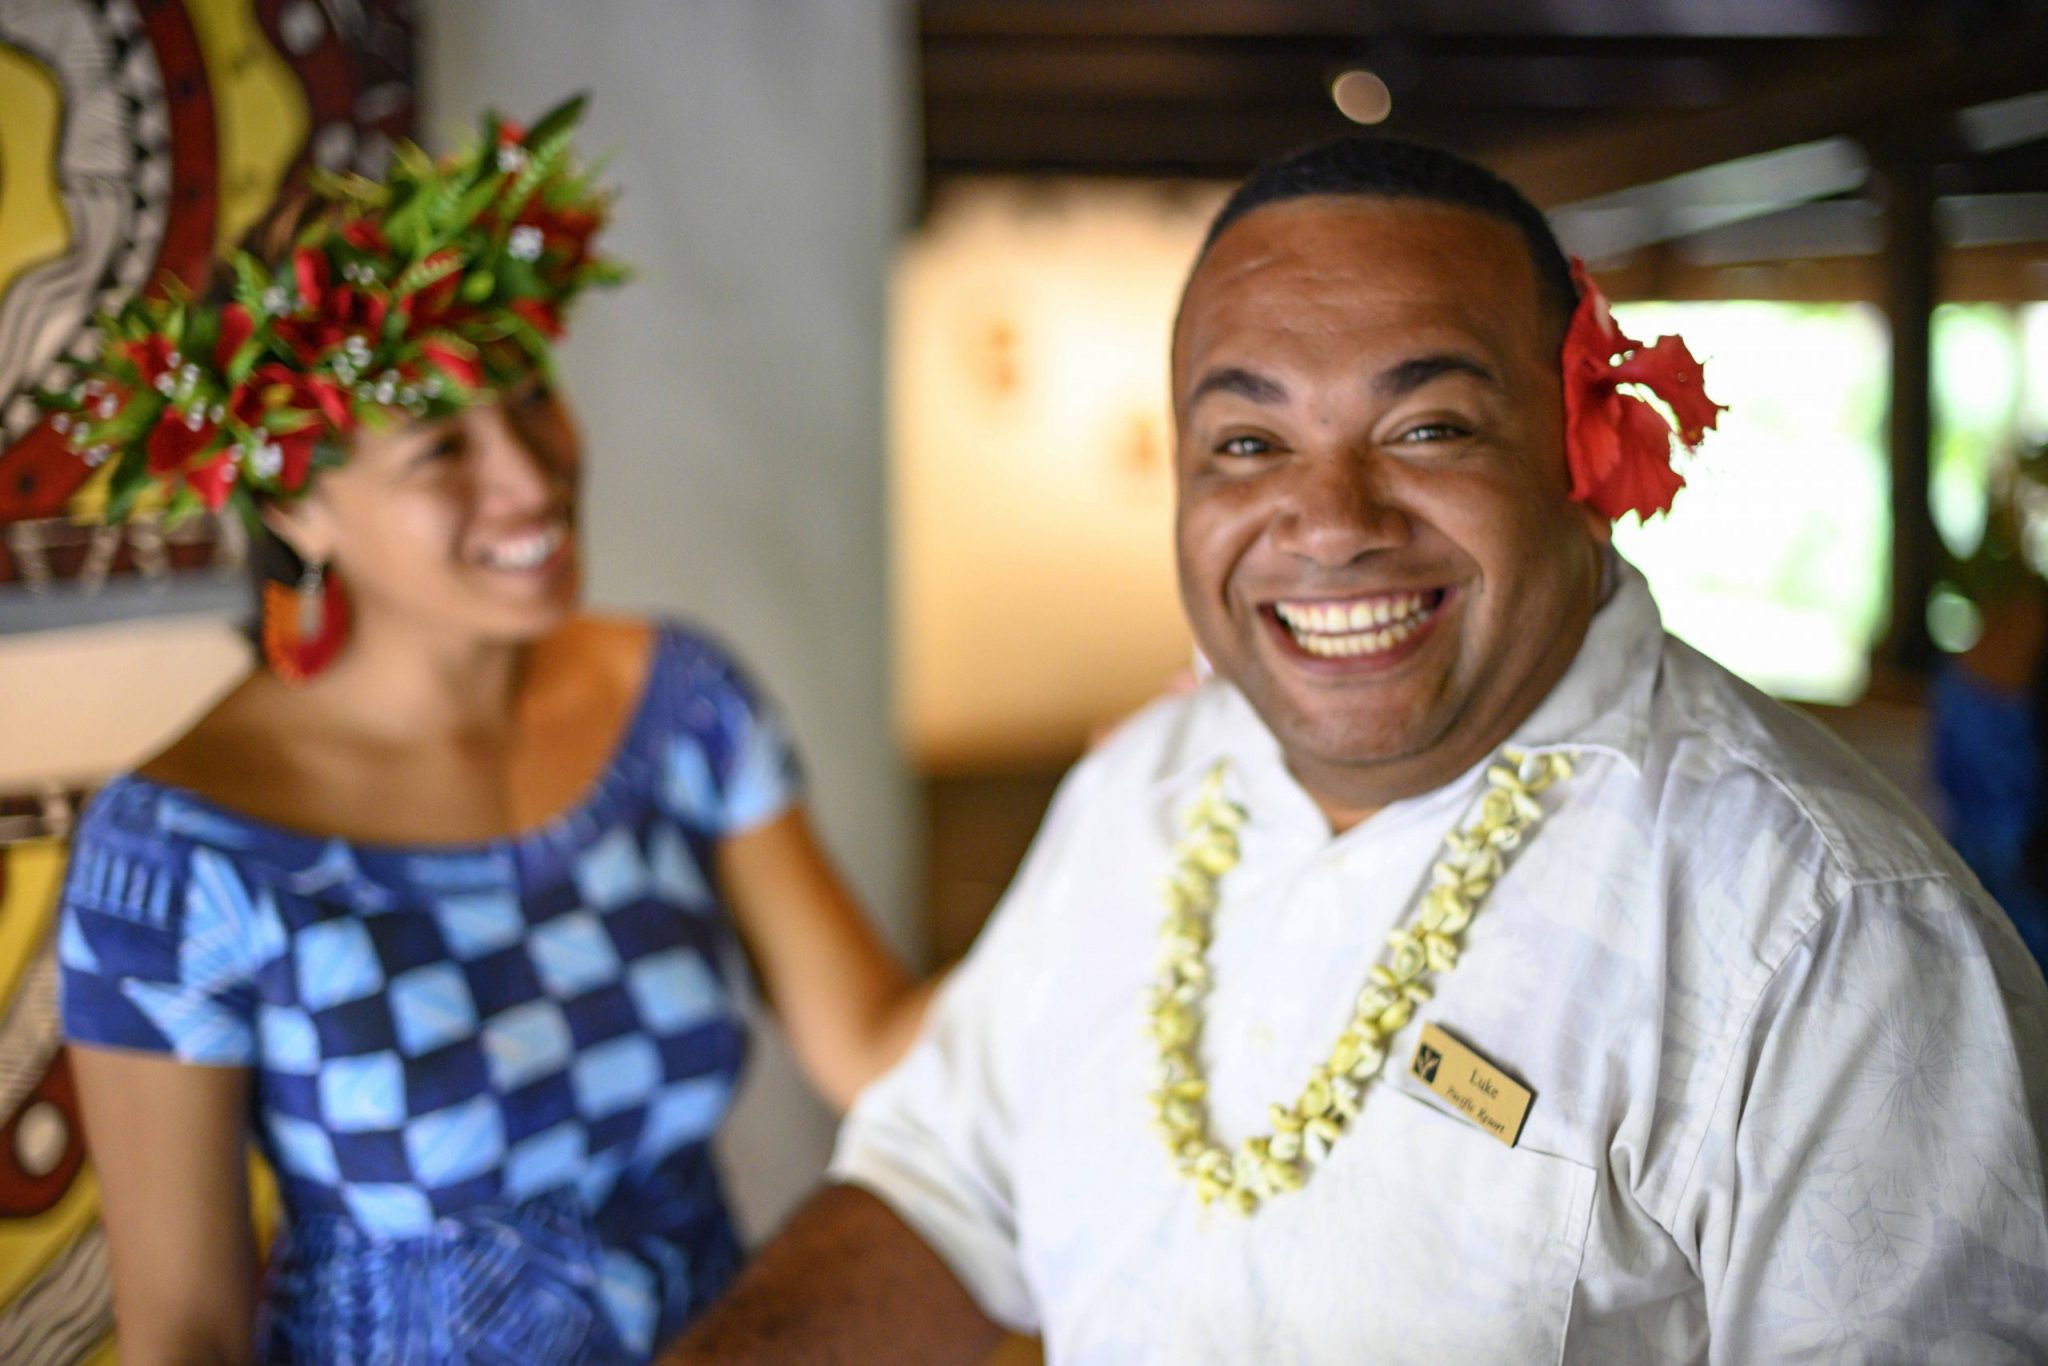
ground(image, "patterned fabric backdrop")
xmin=0 ymin=3 xmax=412 ymax=1359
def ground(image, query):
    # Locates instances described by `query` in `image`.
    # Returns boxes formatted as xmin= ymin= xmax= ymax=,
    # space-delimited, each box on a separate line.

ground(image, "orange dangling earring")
xmin=262 ymin=561 xmax=351 ymax=684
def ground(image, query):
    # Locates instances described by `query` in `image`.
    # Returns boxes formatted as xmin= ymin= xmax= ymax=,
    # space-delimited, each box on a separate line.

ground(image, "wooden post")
xmin=1877 ymin=156 xmax=1938 ymax=673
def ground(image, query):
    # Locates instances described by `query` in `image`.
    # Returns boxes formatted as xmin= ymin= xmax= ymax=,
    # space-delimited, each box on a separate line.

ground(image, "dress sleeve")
xmin=654 ymin=629 xmax=804 ymax=837
xmin=1679 ymin=874 xmax=2048 ymax=1363
xmin=57 ymin=782 xmax=261 ymax=1066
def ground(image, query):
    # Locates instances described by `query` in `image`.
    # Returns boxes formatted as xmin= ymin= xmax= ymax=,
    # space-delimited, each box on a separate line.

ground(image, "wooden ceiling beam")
xmin=921 ymin=0 xmax=1924 ymax=41
xmin=922 ymin=101 xmax=1611 ymax=176
xmin=922 ymin=43 xmax=1741 ymax=109
xmin=1487 ymin=15 xmax=2048 ymax=204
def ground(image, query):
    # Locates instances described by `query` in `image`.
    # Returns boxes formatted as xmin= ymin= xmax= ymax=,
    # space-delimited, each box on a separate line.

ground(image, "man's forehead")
xmin=1174 ymin=197 xmax=1545 ymax=369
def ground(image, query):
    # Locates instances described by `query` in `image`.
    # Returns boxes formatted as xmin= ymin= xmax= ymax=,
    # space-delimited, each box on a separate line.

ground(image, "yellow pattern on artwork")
xmin=186 ymin=0 xmax=311 ymax=253
xmin=0 ymin=40 xmax=73 ymax=308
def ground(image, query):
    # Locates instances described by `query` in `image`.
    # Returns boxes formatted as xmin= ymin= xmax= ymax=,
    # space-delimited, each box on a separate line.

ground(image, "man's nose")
xmin=1268 ymin=448 xmax=1410 ymax=566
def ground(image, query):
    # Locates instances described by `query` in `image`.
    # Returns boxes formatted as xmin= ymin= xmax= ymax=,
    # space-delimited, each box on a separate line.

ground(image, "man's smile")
xmin=1260 ymin=587 xmax=1452 ymax=666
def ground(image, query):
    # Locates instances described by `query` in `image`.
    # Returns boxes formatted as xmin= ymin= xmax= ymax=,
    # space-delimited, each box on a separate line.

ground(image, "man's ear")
xmin=260 ymin=495 xmax=335 ymax=566
xmin=1572 ymin=502 xmax=1614 ymax=549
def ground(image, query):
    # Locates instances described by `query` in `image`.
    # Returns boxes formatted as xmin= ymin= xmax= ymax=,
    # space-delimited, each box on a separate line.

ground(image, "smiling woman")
xmin=45 ymin=103 xmax=935 ymax=1365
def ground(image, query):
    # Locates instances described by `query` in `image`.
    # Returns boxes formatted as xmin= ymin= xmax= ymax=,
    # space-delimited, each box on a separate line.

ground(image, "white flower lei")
xmin=1145 ymin=748 xmax=1575 ymax=1214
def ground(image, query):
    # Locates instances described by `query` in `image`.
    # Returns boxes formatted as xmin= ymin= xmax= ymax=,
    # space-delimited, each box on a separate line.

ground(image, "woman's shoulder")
xmin=571 ymin=613 xmax=773 ymax=713
xmin=592 ymin=616 xmax=802 ymax=832
xmin=73 ymin=766 xmax=279 ymax=867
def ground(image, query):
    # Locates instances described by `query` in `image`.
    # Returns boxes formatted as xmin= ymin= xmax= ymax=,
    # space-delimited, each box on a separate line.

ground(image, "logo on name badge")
xmin=1410 ymin=1022 xmax=1534 ymax=1148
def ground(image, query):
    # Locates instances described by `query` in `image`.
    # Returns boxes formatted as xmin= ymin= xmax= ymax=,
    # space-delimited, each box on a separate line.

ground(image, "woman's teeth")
xmin=476 ymin=525 xmax=564 ymax=571
xmin=1274 ymin=592 xmax=1438 ymax=658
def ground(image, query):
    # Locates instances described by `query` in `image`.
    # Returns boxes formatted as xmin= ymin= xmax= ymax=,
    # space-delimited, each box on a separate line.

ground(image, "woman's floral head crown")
xmin=1562 ymin=258 xmax=1723 ymax=521
xmin=41 ymin=94 xmax=624 ymax=526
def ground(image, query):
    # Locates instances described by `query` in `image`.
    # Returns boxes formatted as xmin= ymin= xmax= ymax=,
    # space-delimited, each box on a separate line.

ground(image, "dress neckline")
xmin=116 ymin=626 xmax=673 ymax=864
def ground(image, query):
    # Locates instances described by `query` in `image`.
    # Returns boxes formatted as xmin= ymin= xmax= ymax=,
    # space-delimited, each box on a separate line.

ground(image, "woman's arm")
xmin=71 ymin=1046 xmax=258 ymax=1366
xmin=717 ymin=806 xmax=941 ymax=1109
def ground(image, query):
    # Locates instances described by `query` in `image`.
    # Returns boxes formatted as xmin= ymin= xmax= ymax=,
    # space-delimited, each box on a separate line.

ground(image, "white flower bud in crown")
xmin=249 ymin=441 xmax=284 ymax=479
xmin=509 ymin=225 xmax=544 ymax=261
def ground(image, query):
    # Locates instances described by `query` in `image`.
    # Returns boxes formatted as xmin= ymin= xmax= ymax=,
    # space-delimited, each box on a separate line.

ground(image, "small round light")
xmin=1332 ymin=70 xmax=1393 ymax=126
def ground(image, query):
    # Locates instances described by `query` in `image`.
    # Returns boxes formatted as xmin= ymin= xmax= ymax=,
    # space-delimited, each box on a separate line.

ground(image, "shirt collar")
xmin=1150 ymin=547 xmax=1662 ymax=804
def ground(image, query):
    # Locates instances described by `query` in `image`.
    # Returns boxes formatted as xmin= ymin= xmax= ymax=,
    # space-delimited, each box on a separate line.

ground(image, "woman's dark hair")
xmin=1201 ymin=136 xmax=1579 ymax=336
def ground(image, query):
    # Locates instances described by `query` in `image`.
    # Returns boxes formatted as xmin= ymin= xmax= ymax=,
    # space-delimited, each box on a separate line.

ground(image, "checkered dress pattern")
xmin=57 ymin=626 xmax=800 ymax=1363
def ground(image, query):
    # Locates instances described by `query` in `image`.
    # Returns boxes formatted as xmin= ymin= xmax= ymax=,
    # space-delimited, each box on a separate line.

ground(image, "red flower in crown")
xmin=145 ymin=411 xmax=219 ymax=475
xmin=1561 ymin=259 xmax=1723 ymax=521
xmin=185 ymin=451 xmax=240 ymax=511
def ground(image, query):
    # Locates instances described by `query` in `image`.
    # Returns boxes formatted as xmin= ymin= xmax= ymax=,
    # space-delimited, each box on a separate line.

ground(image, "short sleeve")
xmin=1681 ymin=875 xmax=2048 ymax=1362
xmin=826 ymin=756 xmax=1103 ymax=1333
xmin=57 ymin=780 xmax=261 ymax=1066
xmin=653 ymin=628 xmax=804 ymax=837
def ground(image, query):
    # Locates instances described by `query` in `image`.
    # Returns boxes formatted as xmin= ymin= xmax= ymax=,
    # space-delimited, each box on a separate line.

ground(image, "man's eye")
xmin=1397 ymin=422 xmax=1469 ymax=444
xmin=1217 ymin=434 xmax=1273 ymax=457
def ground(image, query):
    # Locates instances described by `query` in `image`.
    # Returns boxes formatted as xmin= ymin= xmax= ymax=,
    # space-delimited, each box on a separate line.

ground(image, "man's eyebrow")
xmin=1376 ymin=353 xmax=1500 ymax=397
xmin=1185 ymin=366 xmax=1288 ymax=407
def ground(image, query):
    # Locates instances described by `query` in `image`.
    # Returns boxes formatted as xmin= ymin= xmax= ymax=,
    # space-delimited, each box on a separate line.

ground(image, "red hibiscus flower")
xmin=230 ymin=364 xmax=354 ymax=435
xmin=419 ymin=335 xmax=484 ymax=389
xmin=276 ymin=428 xmax=320 ymax=491
xmin=397 ymin=251 xmax=469 ymax=332
xmin=272 ymin=245 xmax=391 ymax=365
xmin=294 ymin=246 xmax=330 ymax=313
xmin=1561 ymin=258 xmax=1723 ymax=521
xmin=340 ymin=218 xmax=388 ymax=254
xmin=517 ymin=204 xmax=603 ymax=272
xmin=184 ymin=451 xmax=239 ymax=511
xmin=214 ymin=303 xmax=254 ymax=371
xmin=510 ymin=298 xmax=562 ymax=339
xmin=146 ymin=410 xmax=218 ymax=474
xmin=119 ymin=335 xmax=178 ymax=386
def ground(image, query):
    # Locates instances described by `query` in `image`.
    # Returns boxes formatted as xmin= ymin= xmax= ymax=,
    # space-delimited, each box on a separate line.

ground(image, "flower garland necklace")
xmin=1145 ymin=747 xmax=1575 ymax=1215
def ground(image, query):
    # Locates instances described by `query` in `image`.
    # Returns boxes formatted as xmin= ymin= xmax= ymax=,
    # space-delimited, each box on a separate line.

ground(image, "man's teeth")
xmin=477 ymin=525 xmax=563 ymax=571
xmin=1274 ymin=593 xmax=1436 ymax=657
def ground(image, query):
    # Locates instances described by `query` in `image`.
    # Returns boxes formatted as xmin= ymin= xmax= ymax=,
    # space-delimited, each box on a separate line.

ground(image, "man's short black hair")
xmin=1201 ymin=136 xmax=1578 ymax=331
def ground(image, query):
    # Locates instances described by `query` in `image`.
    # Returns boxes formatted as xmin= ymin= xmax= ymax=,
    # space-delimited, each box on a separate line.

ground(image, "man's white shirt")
xmin=832 ymin=557 xmax=2048 ymax=1364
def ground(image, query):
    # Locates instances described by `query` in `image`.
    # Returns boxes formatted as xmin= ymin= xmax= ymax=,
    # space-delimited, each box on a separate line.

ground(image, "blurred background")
xmin=0 ymin=0 xmax=2044 ymax=1358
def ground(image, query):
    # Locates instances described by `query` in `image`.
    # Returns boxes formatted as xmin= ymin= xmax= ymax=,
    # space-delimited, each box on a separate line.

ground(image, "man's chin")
xmin=1259 ymin=693 xmax=1450 ymax=782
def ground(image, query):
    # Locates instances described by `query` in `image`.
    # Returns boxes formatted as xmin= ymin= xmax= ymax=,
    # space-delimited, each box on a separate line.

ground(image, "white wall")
xmin=423 ymin=0 xmax=916 ymax=1239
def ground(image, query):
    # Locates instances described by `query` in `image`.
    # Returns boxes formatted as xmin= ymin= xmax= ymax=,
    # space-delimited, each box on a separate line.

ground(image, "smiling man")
xmin=671 ymin=140 xmax=2048 ymax=1364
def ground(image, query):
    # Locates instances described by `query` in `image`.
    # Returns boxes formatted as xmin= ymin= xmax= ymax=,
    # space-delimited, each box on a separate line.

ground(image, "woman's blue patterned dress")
xmin=56 ymin=625 xmax=800 ymax=1362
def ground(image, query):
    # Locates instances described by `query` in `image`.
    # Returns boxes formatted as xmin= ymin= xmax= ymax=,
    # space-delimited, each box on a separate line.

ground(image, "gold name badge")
xmin=1410 ymin=1022 xmax=1534 ymax=1148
